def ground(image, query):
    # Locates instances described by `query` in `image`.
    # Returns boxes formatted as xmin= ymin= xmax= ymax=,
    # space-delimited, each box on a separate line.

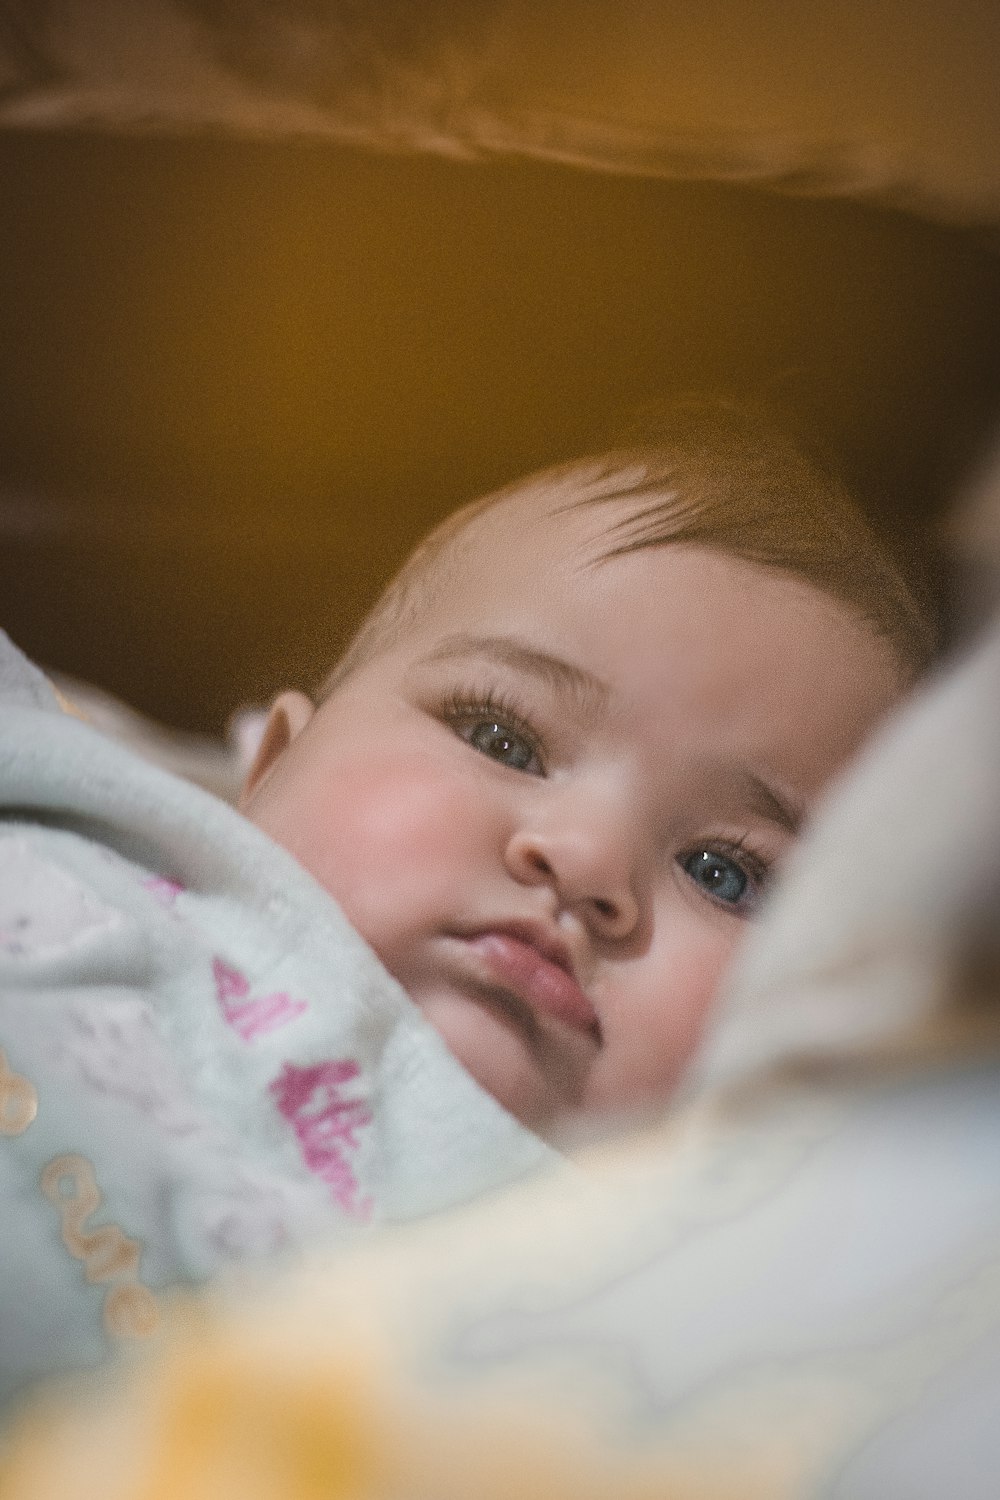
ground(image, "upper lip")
xmin=484 ymin=920 xmax=579 ymax=981
xmin=453 ymin=919 xmax=600 ymax=1038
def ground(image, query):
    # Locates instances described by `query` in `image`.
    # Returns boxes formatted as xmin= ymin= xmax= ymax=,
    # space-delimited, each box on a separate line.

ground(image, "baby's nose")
xmin=505 ymin=805 xmax=643 ymax=940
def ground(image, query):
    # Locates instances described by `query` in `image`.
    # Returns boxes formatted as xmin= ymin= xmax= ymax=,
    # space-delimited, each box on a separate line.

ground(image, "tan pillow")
xmin=1 ymin=1 xmax=998 ymax=229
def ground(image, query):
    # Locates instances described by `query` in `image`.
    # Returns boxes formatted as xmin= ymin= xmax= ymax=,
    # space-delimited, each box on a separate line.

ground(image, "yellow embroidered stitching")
xmin=0 ymin=1048 xmax=38 ymax=1135
xmin=40 ymin=1154 xmax=160 ymax=1339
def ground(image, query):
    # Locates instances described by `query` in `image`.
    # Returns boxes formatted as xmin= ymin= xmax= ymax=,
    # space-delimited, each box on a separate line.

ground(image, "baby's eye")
xmin=680 ymin=847 xmax=766 ymax=915
xmin=460 ymin=718 xmax=543 ymax=775
xmin=440 ymin=688 xmax=546 ymax=774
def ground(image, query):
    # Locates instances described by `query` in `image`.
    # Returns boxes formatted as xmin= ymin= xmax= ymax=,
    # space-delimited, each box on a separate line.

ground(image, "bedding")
xmin=0 ymin=631 xmax=555 ymax=1412
xmin=1 ymin=1 xmax=998 ymax=230
xmin=3 ymin=548 xmax=999 ymax=1498
xmin=1 ymin=4 xmax=998 ymax=1493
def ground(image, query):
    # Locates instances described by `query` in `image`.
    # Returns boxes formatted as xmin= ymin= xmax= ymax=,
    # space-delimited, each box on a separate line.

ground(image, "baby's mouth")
xmin=453 ymin=929 xmax=601 ymax=1040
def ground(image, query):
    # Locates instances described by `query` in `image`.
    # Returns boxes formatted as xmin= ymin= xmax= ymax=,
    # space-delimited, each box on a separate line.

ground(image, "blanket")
xmin=3 ymin=614 xmax=996 ymax=1498
xmin=0 ymin=631 xmax=556 ymax=1410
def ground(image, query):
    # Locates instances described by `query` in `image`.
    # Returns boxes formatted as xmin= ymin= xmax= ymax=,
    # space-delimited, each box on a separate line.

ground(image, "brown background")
xmin=3 ymin=129 xmax=1000 ymax=731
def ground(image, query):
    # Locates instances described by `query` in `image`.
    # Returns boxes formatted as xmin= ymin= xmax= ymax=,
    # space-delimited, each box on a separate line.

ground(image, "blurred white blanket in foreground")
xmin=3 ymin=613 xmax=999 ymax=1498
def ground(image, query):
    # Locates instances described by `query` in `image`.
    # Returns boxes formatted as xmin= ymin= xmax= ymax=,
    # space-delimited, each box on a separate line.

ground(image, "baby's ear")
xmin=238 ymin=691 xmax=314 ymax=809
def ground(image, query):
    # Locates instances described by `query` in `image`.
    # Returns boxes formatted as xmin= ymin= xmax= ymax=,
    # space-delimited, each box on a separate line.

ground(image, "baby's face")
xmin=242 ymin=485 xmax=901 ymax=1132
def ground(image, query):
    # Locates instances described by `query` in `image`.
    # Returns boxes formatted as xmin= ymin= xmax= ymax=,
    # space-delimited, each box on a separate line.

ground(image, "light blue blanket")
xmin=0 ymin=633 xmax=557 ymax=1408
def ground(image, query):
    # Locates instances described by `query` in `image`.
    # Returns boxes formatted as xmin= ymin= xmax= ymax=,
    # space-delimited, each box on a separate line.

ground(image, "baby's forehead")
xmin=485 ymin=459 xmax=652 ymax=525
xmin=443 ymin=460 xmax=652 ymax=563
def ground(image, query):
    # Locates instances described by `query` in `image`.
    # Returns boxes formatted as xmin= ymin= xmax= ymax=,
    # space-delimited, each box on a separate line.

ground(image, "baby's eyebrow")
xmin=740 ymin=769 xmax=804 ymax=836
xmin=421 ymin=633 xmax=611 ymax=713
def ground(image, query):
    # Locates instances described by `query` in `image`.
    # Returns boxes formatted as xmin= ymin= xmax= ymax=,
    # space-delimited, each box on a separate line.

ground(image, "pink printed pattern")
xmin=141 ymin=875 xmax=184 ymax=908
xmin=269 ymin=1059 xmax=373 ymax=1219
xmin=212 ymin=958 xmax=308 ymax=1041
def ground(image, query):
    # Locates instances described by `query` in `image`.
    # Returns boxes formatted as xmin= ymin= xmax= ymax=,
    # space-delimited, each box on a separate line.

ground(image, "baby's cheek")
xmin=662 ymin=960 xmax=719 ymax=1062
xmin=274 ymin=756 xmax=483 ymax=939
xmin=621 ymin=930 xmax=739 ymax=1101
xmin=333 ymin=760 xmax=484 ymax=884
xmin=667 ymin=946 xmax=729 ymax=1056
xmin=335 ymin=762 xmax=472 ymax=855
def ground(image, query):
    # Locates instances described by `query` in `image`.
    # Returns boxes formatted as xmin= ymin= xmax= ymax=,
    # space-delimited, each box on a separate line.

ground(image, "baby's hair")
xmin=321 ymin=397 xmax=935 ymax=697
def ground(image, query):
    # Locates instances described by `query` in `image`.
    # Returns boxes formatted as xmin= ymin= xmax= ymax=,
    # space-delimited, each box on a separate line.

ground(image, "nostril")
xmin=592 ymin=898 xmax=618 ymax=919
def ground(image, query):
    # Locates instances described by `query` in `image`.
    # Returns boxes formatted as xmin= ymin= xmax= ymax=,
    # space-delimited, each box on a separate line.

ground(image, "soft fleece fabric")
xmin=6 ymin=623 xmax=998 ymax=1500
xmin=0 ymin=632 xmax=557 ymax=1406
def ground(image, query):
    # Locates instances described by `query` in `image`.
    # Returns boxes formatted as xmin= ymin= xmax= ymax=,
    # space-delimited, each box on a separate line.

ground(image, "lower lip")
xmin=461 ymin=933 xmax=598 ymax=1034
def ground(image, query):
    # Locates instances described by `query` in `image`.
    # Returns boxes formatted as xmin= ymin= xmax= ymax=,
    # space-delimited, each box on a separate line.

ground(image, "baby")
xmin=0 ymin=400 xmax=929 ymax=1406
xmin=240 ymin=401 xmax=930 ymax=1131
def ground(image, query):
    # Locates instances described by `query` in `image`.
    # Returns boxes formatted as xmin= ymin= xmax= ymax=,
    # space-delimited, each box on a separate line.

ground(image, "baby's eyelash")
xmin=677 ymin=834 xmax=775 ymax=917
xmin=716 ymin=834 xmax=772 ymax=883
xmin=439 ymin=684 xmax=547 ymax=772
xmin=440 ymin=684 xmax=533 ymax=731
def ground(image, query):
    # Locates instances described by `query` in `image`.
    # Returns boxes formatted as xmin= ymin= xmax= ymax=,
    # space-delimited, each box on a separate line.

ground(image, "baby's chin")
xmin=409 ymin=987 xmax=575 ymax=1134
